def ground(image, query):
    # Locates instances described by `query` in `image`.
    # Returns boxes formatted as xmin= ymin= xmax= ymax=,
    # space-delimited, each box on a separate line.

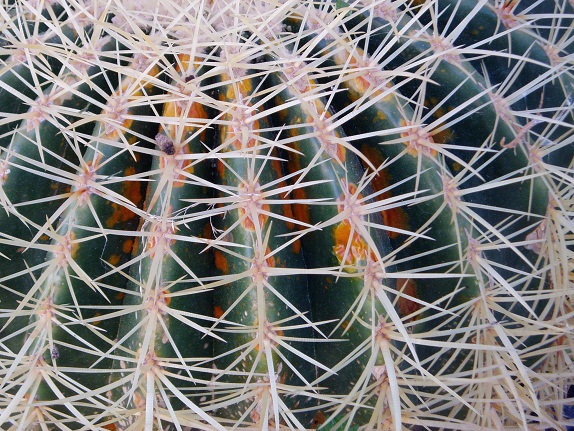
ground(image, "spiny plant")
xmin=0 ymin=0 xmax=573 ymax=430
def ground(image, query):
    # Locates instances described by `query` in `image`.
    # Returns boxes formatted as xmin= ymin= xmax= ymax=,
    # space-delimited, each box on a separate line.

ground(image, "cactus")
xmin=0 ymin=0 xmax=573 ymax=430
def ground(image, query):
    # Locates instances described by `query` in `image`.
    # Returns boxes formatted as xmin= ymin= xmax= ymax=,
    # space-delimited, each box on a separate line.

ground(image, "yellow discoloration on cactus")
xmin=422 ymin=99 xmax=455 ymax=144
xmin=332 ymin=182 xmax=377 ymax=268
xmin=219 ymin=103 xmax=259 ymax=151
xmin=333 ymin=219 xmax=370 ymax=268
xmin=158 ymin=100 xmax=208 ymax=186
xmin=333 ymin=48 xmax=393 ymax=102
xmin=93 ymin=312 xmax=103 ymax=326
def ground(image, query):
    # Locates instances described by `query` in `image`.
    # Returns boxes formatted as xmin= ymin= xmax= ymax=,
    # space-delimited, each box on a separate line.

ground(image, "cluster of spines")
xmin=0 ymin=1 xmax=572 ymax=430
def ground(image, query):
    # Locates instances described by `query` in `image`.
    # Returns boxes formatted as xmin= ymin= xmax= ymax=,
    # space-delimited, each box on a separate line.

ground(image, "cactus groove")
xmin=0 ymin=0 xmax=572 ymax=430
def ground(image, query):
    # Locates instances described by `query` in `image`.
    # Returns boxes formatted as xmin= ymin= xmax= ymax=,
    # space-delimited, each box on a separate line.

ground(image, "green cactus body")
xmin=346 ymin=1 xmax=560 ymax=374
xmin=107 ymin=55 xmax=225 ymax=431
xmin=0 ymin=1 xmax=572 ymax=431
xmin=0 ymin=53 xmax=160 ymax=429
xmin=265 ymin=63 xmax=410 ymax=427
xmin=207 ymin=68 xmax=319 ymax=427
xmin=425 ymin=0 xmax=574 ymax=168
xmin=306 ymin=15 xmax=552 ymax=369
xmin=0 ymin=37 xmax=127 ymax=357
xmin=0 ymin=6 xmax=91 ymax=148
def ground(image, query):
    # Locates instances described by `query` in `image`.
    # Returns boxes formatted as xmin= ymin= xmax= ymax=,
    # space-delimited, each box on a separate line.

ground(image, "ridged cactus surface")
xmin=0 ymin=0 xmax=573 ymax=430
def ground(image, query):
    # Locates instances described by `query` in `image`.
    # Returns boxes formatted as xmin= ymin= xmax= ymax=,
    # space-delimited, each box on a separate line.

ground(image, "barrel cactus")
xmin=0 ymin=0 xmax=572 ymax=430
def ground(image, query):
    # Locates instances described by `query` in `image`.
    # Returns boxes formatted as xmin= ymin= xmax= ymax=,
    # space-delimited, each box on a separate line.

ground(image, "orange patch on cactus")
xmin=423 ymin=99 xmax=455 ymax=144
xmin=238 ymin=181 xmax=269 ymax=231
xmin=202 ymin=222 xmax=212 ymax=240
xmin=307 ymin=110 xmax=346 ymax=163
xmin=92 ymin=312 xmax=102 ymax=326
xmin=399 ymin=119 xmax=437 ymax=158
xmin=311 ymin=411 xmax=326 ymax=429
xmin=382 ymin=207 xmax=409 ymax=240
xmin=218 ymin=73 xmax=259 ymax=151
xmin=122 ymin=239 xmax=134 ymax=254
xmin=333 ymin=181 xmax=380 ymax=267
xmin=270 ymin=157 xmax=297 ymax=231
xmin=107 ymin=254 xmax=121 ymax=266
xmin=292 ymin=188 xmax=310 ymax=227
xmin=106 ymin=167 xmax=141 ymax=228
xmin=333 ymin=219 xmax=370 ymax=268
xmin=214 ymin=250 xmax=229 ymax=274
xmin=292 ymin=238 xmax=301 ymax=254
xmin=332 ymin=48 xmax=394 ymax=103
xmin=360 ymin=145 xmax=410 ymax=238
xmin=283 ymin=149 xmax=311 ymax=228
xmin=232 ymin=117 xmax=260 ymax=151
xmin=396 ymin=278 xmax=420 ymax=319
xmin=283 ymin=202 xmax=295 ymax=231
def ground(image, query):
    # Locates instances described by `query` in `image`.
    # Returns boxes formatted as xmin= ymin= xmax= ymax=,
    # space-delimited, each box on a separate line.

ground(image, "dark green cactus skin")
xmin=423 ymin=0 xmax=574 ymax=168
xmin=0 ymin=1 xmax=572 ymax=430
xmin=108 ymin=60 xmax=220 ymax=429
xmin=0 ymin=38 xmax=128 ymax=356
xmin=309 ymin=10 xmax=552 ymax=363
xmin=209 ymin=72 xmax=317 ymax=426
xmin=0 ymin=7 xmax=85 ymax=148
xmin=265 ymin=67 xmax=400 ymax=425
xmin=26 ymin=61 xmax=162 ymax=427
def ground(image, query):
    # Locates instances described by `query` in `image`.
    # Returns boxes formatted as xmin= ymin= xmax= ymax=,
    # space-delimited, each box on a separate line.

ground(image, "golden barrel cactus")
xmin=0 ymin=0 xmax=572 ymax=430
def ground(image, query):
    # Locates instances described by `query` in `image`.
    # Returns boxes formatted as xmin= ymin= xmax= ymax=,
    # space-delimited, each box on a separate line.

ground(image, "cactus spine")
xmin=0 ymin=0 xmax=573 ymax=430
